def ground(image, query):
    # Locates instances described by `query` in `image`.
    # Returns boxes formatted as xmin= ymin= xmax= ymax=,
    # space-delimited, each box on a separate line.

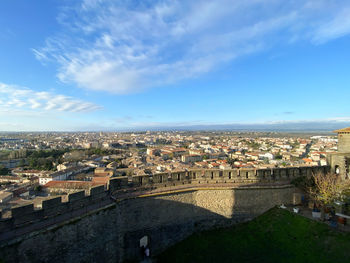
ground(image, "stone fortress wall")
xmin=336 ymin=131 xmax=350 ymax=153
xmin=328 ymin=128 xmax=350 ymax=179
xmin=127 ymin=165 xmax=328 ymax=188
xmin=0 ymin=165 xmax=329 ymax=262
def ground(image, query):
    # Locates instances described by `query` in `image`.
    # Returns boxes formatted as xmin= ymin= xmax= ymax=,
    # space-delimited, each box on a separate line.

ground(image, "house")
xmin=146 ymin=148 xmax=159 ymax=156
xmin=91 ymin=176 xmax=110 ymax=187
xmin=0 ymin=176 xmax=23 ymax=183
xmin=38 ymin=166 xmax=90 ymax=185
xmin=189 ymin=149 xmax=202 ymax=155
xmin=219 ymin=163 xmax=231 ymax=170
xmin=194 ymin=161 xmax=208 ymax=168
xmin=12 ymin=169 xmax=45 ymax=177
xmin=0 ymin=191 xmax=13 ymax=203
xmin=94 ymin=167 xmax=114 ymax=177
xmin=208 ymin=162 xmax=220 ymax=168
xmin=259 ymin=153 xmax=274 ymax=160
xmin=319 ymin=159 xmax=327 ymax=166
xmin=302 ymin=158 xmax=315 ymax=165
xmin=282 ymin=154 xmax=291 ymax=161
xmin=246 ymin=153 xmax=259 ymax=161
xmin=310 ymin=153 xmax=320 ymax=161
xmin=170 ymin=148 xmax=187 ymax=157
xmin=181 ymin=154 xmax=202 ymax=163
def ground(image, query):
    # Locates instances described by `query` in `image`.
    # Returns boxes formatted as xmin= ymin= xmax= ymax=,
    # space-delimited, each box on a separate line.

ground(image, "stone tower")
xmin=327 ymin=127 xmax=350 ymax=179
xmin=334 ymin=127 xmax=350 ymax=153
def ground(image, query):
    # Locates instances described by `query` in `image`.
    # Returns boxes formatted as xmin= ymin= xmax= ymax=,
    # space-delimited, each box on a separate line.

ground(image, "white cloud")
xmin=312 ymin=8 xmax=350 ymax=44
xmin=33 ymin=0 xmax=350 ymax=94
xmin=0 ymin=83 xmax=102 ymax=113
xmin=264 ymin=117 xmax=350 ymax=125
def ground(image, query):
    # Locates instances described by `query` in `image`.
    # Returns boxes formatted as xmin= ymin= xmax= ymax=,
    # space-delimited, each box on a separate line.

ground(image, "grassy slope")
xmin=158 ymin=208 xmax=350 ymax=263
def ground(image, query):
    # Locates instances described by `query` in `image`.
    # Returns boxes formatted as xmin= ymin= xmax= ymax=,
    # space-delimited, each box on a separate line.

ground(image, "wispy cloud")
xmin=90 ymin=116 xmax=350 ymax=132
xmin=311 ymin=7 xmax=350 ymax=44
xmin=0 ymin=83 xmax=102 ymax=113
xmin=33 ymin=0 xmax=350 ymax=94
xmin=264 ymin=117 xmax=350 ymax=125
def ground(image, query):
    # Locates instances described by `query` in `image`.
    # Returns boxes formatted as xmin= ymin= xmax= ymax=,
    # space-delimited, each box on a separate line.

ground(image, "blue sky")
xmin=1 ymin=0 xmax=350 ymax=131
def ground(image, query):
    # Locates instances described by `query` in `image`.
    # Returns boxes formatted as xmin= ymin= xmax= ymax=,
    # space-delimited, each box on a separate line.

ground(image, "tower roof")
xmin=333 ymin=127 xmax=350 ymax=133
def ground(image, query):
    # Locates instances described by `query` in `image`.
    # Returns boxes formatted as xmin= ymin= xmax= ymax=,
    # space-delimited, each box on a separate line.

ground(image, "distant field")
xmin=158 ymin=208 xmax=350 ymax=263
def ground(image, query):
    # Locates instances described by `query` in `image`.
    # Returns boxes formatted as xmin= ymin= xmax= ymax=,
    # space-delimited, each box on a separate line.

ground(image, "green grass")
xmin=158 ymin=208 xmax=350 ymax=263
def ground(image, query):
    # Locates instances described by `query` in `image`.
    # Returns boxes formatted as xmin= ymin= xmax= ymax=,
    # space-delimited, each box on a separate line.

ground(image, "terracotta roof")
xmin=92 ymin=176 xmax=110 ymax=184
xmin=94 ymin=172 xmax=112 ymax=177
xmin=333 ymin=127 xmax=350 ymax=133
xmin=302 ymin=158 xmax=313 ymax=163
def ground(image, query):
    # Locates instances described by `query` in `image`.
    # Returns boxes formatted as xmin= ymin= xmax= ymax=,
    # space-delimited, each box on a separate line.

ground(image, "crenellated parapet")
xmin=0 ymin=185 xmax=110 ymax=237
xmin=109 ymin=165 xmax=329 ymax=190
xmin=0 ymin=165 xmax=329 ymax=241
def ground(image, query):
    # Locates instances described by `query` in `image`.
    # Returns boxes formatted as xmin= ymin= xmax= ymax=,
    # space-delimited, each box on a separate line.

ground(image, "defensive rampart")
xmin=119 ymin=165 xmax=328 ymax=189
xmin=0 ymin=166 xmax=329 ymax=262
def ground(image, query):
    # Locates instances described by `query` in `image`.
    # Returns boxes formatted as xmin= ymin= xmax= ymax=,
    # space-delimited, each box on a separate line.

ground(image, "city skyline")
xmin=1 ymin=0 xmax=350 ymax=131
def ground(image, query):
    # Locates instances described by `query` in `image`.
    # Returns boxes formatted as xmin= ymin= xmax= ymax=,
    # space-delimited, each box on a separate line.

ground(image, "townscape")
xmin=2 ymin=1 xmax=350 ymax=262
xmin=0 ymin=131 xmax=337 ymax=215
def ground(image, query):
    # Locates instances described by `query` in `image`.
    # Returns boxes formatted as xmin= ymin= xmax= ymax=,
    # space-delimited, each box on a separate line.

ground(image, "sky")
xmin=1 ymin=0 xmax=350 ymax=131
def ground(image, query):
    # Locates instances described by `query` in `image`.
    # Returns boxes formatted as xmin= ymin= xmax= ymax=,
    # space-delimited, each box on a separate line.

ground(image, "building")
xmin=181 ymin=154 xmax=202 ymax=163
xmin=170 ymin=148 xmax=187 ymax=157
xmin=0 ymin=176 xmax=23 ymax=183
xmin=94 ymin=167 xmax=114 ymax=177
xmin=327 ymin=127 xmax=350 ymax=180
xmin=0 ymin=191 xmax=13 ymax=203
xmin=146 ymin=148 xmax=159 ymax=156
xmin=12 ymin=169 xmax=45 ymax=177
xmin=38 ymin=166 xmax=90 ymax=185
xmin=91 ymin=176 xmax=110 ymax=188
xmin=259 ymin=152 xmax=274 ymax=160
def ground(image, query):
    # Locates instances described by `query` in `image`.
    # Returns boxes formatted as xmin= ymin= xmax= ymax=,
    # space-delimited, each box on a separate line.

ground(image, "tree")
xmin=34 ymin=185 xmax=42 ymax=192
xmin=226 ymin=157 xmax=238 ymax=165
xmin=19 ymin=159 xmax=26 ymax=167
xmin=263 ymin=158 xmax=270 ymax=164
xmin=275 ymin=154 xmax=283 ymax=160
xmin=308 ymin=172 xmax=350 ymax=206
xmin=0 ymin=165 xmax=10 ymax=175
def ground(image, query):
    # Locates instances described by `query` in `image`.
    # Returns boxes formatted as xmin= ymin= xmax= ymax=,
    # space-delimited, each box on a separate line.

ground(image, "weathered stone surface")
xmin=0 ymin=185 xmax=297 ymax=263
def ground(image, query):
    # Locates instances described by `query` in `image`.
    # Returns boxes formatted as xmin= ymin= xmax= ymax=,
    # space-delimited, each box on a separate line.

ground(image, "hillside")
xmin=158 ymin=208 xmax=350 ymax=263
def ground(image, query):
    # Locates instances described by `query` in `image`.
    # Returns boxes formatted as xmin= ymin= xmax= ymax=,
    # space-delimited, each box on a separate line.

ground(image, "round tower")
xmin=334 ymin=127 xmax=350 ymax=153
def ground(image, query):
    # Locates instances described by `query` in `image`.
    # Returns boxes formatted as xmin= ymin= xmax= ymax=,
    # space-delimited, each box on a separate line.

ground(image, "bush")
xmin=291 ymin=175 xmax=315 ymax=191
xmin=0 ymin=165 xmax=10 ymax=175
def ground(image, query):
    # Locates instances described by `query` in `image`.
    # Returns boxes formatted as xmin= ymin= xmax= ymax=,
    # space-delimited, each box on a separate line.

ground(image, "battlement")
xmin=0 ymin=184 xmax=109 ymax=234
xmin=109 ymin=165 xmax=329 ymax=190
xmin=0 ymin=165 xmax=329 ymax=242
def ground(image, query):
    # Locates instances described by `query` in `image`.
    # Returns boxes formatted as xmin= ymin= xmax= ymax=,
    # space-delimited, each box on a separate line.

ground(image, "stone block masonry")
xmin=0 ymin=165 xmax=328 ymax=262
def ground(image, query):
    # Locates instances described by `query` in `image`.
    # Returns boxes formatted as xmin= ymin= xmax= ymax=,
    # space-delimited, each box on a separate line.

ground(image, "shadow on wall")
xmin=120 ymin=192 xmax=231 ymax=261
xmin=121 ymin=186 xmax=294 ymax=261
xmin=231 ymin=185 xmax=295 ymax=220
xmin=0 ymin=186 xmax=295 ymax=263
xmin=0 ymin=195 xmax=228 ymax=263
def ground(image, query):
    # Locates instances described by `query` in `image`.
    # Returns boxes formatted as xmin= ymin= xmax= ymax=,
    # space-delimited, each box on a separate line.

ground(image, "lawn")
xmin=157 ymin=207 xmax=350 ymax=263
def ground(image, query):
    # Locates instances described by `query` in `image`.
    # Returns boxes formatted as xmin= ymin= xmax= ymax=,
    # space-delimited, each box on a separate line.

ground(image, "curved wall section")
xmin=0 ymin=185 xmax=296 ymax=262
